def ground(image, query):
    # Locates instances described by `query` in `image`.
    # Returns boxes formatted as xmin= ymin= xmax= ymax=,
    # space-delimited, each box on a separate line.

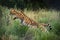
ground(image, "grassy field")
xmin=0 ymin=6 xmax=60 ymax=40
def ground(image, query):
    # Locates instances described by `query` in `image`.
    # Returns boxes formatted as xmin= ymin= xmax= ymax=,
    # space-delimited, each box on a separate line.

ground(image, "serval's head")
xmin=39 ymin=23 xmax=52 ymax=32
xmin=43 ymin=23 xmax=52 ymax=31
xmin=10 ymin=8 xmax=17 ymax=15
xmin=47 ymin=24 xmax=52 ymax=30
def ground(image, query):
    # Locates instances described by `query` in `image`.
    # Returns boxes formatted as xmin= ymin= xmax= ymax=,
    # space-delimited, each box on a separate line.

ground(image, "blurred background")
xmin=0 ymin=0 xmax=60 ymax=40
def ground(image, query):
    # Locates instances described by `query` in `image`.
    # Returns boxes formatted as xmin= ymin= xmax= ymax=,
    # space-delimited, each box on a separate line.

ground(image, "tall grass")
xmin=0 ymin=6 xmax=60 ymax=40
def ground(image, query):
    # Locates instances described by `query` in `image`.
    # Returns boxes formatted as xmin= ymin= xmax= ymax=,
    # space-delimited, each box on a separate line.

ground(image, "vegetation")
xmin=0 ymin=0 xmax=48 ymax=10
xmin=0 ymin=6 xmax=60 ymax=40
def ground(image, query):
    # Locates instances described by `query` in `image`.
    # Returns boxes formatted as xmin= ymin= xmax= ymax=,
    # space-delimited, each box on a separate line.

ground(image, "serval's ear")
xmin=48 ymin=24 xmax=52 ymax=30
xmin=13 ymin=17 xmax=17 ymax=20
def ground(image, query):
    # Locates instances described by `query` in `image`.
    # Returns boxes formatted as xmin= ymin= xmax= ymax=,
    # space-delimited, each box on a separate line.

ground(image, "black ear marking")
xmin=13 ymin=17 xmax=17 ymax=20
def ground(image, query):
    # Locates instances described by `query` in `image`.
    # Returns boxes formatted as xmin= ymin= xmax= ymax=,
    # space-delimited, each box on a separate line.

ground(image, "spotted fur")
xmin=10 ymin=9 xmax=51 ymax=32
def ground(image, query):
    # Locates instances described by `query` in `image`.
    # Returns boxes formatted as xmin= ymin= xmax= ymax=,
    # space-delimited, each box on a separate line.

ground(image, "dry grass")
xmin=24 ymin=9 xmax=59 ymax=23
xmin=0 ymin=6 xmax=60 ymax=40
